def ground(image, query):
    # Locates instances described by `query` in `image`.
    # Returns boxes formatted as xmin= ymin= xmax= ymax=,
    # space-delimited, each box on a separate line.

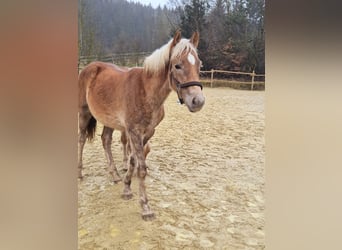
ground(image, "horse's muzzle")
xmin=189 ymin=94 xmax=205 ymax=112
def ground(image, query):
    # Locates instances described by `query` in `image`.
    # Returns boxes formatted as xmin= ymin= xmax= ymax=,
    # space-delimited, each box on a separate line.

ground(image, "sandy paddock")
xmin=78 ymin=87 xmax=265 ymax=249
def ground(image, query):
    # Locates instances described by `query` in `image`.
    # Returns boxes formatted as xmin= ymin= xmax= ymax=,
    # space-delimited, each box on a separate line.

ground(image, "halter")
xmin=175 ymin=81 xmax=203 ymax=104
xmin=169 ymin=63 xmax=203 ymax=104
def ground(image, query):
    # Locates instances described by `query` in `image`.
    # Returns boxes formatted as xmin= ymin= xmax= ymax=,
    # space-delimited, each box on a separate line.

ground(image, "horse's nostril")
xmin=192 ymin=97 xmax=198 ymax=105
xmin=192 ymin=96 xmax=204 ymax=107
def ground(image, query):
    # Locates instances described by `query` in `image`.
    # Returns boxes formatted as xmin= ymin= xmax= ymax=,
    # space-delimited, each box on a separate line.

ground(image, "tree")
xmin=78 ymin=0 xmax=102 ymax=61
xmin=246 ymin=0 xmax=265 ymax=73
xmin=178 ymin=0 xmax=209 ymax=67
xmin=205 ymin=0 xmax=229 ymax=69
xmin=78 ymin=0 xmax=265 ymax=73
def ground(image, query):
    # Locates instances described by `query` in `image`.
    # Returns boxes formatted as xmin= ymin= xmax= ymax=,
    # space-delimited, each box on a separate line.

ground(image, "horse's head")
xmin=169 ymin=31 xmax=205 ymax=112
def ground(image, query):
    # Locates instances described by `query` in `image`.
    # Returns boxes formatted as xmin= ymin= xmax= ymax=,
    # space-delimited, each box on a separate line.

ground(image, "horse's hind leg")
xmin=121 ymin=150 xmax=135 ymax=200
xmin=78 ymin=111 xmax=92 ymax=179
xmin=101 ymin=126 xmax=122 ymax=183
xmin=120 ymin=131 xmax=129 ymax=171
xmin=78 ymin=131 xmax=87 ymax=179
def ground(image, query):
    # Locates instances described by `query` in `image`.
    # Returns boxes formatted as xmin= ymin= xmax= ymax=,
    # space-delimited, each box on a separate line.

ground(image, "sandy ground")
xmin=78 ymin=88 xmax=265 ymax=249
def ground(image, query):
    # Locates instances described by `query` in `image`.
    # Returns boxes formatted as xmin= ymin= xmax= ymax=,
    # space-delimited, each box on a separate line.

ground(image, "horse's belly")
xmin=100 ymin=114 xmax=125 ymax=131
xmin=86 ymin=86 xmax=126 ymax=131
xmin=88 ymin=104 xmax=125 ymax=131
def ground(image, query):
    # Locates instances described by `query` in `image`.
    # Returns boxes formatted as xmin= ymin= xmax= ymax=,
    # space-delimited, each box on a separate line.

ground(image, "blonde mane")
xmin=143 ymin=38 xmax=197 ymax=75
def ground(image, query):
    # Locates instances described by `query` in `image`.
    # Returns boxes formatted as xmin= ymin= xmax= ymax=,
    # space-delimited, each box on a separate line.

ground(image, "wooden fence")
xmin=78 ymin=55 xmax=265 ymax=90
xmin=78 ymin=52 xmax=151 ymax=70
xmin=201 ymin=69 xmax=265 ymax=90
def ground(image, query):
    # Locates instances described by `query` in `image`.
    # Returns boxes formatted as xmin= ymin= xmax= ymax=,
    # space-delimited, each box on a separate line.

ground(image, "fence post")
xmin=251 ymin=70 xmax=255 ymax=90
xmin=210 ymin=69 xmax=214 ymax=88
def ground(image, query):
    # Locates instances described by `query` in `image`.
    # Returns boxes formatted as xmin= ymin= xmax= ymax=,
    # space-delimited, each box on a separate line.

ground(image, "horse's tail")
xmin=78 ymin=62 xmax=101 ymax=142
xmin=85 ymin=116 xmax=97 ymax=142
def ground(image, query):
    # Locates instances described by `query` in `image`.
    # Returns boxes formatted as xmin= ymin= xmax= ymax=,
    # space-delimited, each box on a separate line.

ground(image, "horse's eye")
xmin=175 ymin=64 xmax=182 ymax=70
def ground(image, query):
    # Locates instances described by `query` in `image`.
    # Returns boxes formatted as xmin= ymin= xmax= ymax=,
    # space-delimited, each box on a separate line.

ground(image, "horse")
xmin=78 ymin=31 xmax=205 ymax=220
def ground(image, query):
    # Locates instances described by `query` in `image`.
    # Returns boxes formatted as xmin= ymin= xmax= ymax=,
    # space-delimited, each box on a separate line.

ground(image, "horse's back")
xmin=80 ymin=61 xmax=127 ymax=78
xmin=82 ymin=61 xmax=143 ymax=84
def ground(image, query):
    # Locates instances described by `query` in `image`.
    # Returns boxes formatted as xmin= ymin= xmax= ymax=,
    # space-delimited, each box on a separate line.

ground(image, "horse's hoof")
xmin=113 ymin=178 xmax=122 ymax=184
xmin=119 ymin=169 xmax=128 ymax=175
xmin=121 ymin=192 xmax=133 ymax=200
xmin=109 ymin=174 xmax=122 ymax=184
xmin=141 ymin=211 xmax=155 ymax=221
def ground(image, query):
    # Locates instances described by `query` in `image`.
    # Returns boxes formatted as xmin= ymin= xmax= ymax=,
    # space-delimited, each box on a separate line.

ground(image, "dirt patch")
xmin=78 ymin=87 xmax=265 ymax=249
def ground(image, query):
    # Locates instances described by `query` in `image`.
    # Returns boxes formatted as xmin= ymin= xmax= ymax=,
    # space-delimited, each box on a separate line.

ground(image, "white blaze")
xmin=187 ymin=53 xmax=195 ymax=65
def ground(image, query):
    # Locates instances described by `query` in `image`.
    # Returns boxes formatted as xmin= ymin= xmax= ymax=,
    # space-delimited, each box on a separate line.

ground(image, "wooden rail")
xmin=201 ymin=69 xmax=265 ymax=90
xmin=78 ymin=56 xmax=265 ymax=90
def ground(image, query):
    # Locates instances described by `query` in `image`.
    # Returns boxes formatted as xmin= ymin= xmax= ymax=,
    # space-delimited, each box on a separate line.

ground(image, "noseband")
xmin=176 ymin=81 xmax=203 ymax=104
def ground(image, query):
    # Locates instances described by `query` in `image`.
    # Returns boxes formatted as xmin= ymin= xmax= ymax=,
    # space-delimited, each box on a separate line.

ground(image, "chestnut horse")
xmin=78 ymin=31 xmax=205 ymax=220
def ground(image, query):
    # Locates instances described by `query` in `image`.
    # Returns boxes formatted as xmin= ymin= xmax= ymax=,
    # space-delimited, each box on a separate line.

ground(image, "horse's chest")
xmin=130 ymin=109 xmax=163 ymax=130
xmin=150 ymin=108 xmax=164 ymax=128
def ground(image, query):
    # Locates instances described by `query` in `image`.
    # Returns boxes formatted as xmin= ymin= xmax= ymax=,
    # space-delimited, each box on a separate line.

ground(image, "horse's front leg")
xmin=143 ymin=142 xmax=150 ymax=159
xmin=101 ymin=126 xmax=121 ymax=183
xmin=143 ymin=128 xmax=154 ymax=159
xmin=121 ymin=130 xmax=152 ymax=200
xmin=129 ymin=131 xmax=155 ymax=220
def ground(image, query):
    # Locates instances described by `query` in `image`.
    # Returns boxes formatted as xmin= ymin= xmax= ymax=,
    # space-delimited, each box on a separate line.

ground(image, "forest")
xmin=79 ymin=0 xmax=265 ymax=73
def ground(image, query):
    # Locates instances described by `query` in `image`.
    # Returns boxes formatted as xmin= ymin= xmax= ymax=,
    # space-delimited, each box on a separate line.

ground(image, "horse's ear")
xmin=190 ymin=31 xmax=199 ymax=48
xmin=170 ymin=30 xmax=182 ymax=49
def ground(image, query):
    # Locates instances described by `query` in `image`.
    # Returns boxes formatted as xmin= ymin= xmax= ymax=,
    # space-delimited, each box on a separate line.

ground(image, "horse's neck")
xmin=145 ymin=72 xmax=172 ymax=108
